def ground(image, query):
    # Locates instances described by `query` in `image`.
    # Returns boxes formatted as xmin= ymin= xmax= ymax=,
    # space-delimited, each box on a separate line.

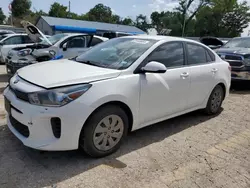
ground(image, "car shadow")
xmin=0 ymin=108 xmax=223 ymax=187
xmin=230 ymin=80 xmax=250 ymax=94
xmin=0 ymin=74 xmax=9 ymax=83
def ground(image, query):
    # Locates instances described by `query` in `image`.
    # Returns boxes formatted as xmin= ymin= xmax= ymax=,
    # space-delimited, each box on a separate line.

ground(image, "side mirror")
xmin=141 ymin=61 xmax=167 ymax=73
xmin=62 ymin=43 xmax=68 ymax=51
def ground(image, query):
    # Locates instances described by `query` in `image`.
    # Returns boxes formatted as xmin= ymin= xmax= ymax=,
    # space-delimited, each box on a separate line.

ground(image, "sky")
xmin=1 ymin=0 xmax=179 ymax=19
xmin=1 ymin=0 xmax=250 ymax=36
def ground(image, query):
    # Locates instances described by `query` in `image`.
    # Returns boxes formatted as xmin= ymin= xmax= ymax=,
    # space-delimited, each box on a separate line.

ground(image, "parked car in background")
xmin=199 ymin=36 xmax=225 ymax=50
xmin=0 ymin=33 xmax=34 ymax=63
xmin=6 ymin=21 xmax=108 ymax=75
xmin=215 ymin=37 xmax=250 ymax=81
xmin=103 ymin=31 xmax=133 ymax=39
xmin=4 ymin=35 xmax=231 ymax=158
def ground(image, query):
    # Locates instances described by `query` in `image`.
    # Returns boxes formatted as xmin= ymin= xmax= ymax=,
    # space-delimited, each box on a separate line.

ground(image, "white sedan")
xmin=4 ymin=35 xmax=231 ymax=158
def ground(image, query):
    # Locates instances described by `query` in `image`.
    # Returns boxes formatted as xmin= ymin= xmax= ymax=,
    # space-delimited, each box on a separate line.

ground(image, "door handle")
xmin=211 ymin=68 xmax=218 ymax=73
xmin=180 ymin=72 xmax=189 ymax=78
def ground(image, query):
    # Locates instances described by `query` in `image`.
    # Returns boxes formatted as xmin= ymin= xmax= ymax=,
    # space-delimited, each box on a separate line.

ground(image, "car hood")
xmin=21 ymin=20 xmax=52 ymax=45
xmin=17 ymin=59 xmax=121 ymax=88
xmin=215 ymin=47 xmax=250 ymax=55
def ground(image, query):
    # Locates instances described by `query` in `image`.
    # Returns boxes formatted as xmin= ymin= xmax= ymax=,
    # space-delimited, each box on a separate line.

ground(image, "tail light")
xmin=228 ymin=65 xmax=231 ymax=71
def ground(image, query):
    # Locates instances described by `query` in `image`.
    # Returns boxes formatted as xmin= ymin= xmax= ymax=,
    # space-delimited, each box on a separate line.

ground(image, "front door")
xmin=138 ymin=42 xmax=190 ymax=126
xmin=62 ymin=36 xmax=87 ymax=58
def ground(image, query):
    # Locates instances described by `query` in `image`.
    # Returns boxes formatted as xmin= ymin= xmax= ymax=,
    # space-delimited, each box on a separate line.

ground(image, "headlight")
xmin=18 ymin=49 xmax=32 ymax=57
xmin=28 ymin=84 xmax=92 ymax=107
xmin=8 ymin=50 xmax=13 ymax=56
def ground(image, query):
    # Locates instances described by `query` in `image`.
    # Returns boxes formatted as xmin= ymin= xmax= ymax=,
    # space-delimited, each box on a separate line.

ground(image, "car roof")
xmin=4 ymin=33 xmax=27 ymax=37
xmin=124 ymin=35 xmax=204 ymax=43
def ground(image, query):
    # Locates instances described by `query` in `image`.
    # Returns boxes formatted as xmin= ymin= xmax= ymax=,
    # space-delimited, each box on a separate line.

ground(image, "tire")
xmin=79 ymin=105 xmax=129 ymax=158
xmin=204 ymin=85 xmax=224 ymax=115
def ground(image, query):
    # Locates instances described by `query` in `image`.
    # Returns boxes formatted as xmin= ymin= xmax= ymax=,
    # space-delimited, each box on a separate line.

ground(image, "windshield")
xmin=39 ymin=33 xmax=67 ymax=45
xmin=223 ymin=38 xmax=250 ymax=48
xmin=75 ymin=37 xmax=157 ymax=70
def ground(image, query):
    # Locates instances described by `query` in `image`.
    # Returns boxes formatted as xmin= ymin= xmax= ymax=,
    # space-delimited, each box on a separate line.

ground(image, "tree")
xmin=11 ymin=0 xmax=31 ymax=18
xmin=150 ymin=11 xmax=166 ymax=33
xmin=48 ymin=2 xmax=68 ymax=18
xmin=220 ymin=1 xmax=250 ymax=37
xmin=176 ymin=0 xmax=210 ymax=36
xmin=135 ymin=14 xmax=151 ymax=33
xmin=87 ymin=4 xmax=113 ymax=23
xmin=195 ymin=0 xmax=250 ymax=37
xmin=121 ymin=18 xmax=134 ymax=26
xmin=0 ymin=8 xmax=6 ymax=24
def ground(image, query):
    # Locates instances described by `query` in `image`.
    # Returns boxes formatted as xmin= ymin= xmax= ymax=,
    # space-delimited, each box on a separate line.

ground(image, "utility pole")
xmin=69 ymin=1 xmax=71 ymax=14
xmin=68 ymin=1 xmax=71 ymax=18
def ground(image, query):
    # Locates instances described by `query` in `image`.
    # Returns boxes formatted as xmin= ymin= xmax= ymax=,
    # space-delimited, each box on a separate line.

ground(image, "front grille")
xmin=227 ymin=61 xmax=244 ymax=67
xmin=9 ymin=115 xmax=30 ymax=137
xmin=9 ymin=86 xmax=29 ymax=102
xmin=225 ymin=55 xmax=242 ymax=61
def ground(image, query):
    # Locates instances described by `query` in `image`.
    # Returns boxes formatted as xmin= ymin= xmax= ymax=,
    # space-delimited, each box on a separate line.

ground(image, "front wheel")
xmin=79 ymin=105 xmax=129 ymax=158
xmin=204 ymin=85 xmax=224 ymax=115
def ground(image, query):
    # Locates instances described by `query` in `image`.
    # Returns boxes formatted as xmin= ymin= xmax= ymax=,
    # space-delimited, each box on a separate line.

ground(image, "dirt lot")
xmin=0 ymin=65 xmax=249 ymax=188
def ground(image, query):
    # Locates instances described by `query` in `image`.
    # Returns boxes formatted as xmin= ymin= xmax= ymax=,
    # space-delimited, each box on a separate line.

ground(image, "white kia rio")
xmin=4 ymin=36 xmax=231 ymax=158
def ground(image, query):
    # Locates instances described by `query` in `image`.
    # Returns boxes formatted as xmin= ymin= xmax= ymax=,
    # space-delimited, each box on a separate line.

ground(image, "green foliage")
xmin=0 ymin=8 xmax=6 ymax=24
xmin=86 ymin=4 xmax=113 ymax=23
xmin=135 ymin=14 xmax=151 ymax=33
xmin=6 ymin=0 xmax=250 ymax=37
xmin=48 ymin=2 xmax=68 ymax=18
xmin=11 ymin=0 xmax=31 ymax=18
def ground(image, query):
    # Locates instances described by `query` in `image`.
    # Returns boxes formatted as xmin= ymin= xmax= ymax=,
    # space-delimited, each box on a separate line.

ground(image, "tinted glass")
xmin=76 ymin=38 xmax=157 ymax=70
xmin=187 ymin=43 xmax=207 ymax=65
xmin=67 ymin=37 xmax=85 ymax=48
xmin=223 ymin=38 xmax=250 ymax=48
xmin=206 ymin=50 xmax=212 ymax=62
xmin=147 ymin=42 xmax=184 ymax=68
xmin=90 ymin=37 xmax=103 ymax=47
xmin=22 ymin=36 xmax=33 ymax=43
xmin=4 ymin=36 xmax=22 ymax=45
xmin=117 ymin=33 xmax=131 ymax=37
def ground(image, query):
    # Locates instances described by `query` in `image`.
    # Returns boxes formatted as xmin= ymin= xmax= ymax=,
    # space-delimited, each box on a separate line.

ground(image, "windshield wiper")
xmin=75 ymin=60 xmax=103 ymax=68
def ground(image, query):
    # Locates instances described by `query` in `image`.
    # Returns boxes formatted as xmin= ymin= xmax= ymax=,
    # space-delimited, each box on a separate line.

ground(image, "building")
xmin=35 ymin=16 xmax=145 ymax=36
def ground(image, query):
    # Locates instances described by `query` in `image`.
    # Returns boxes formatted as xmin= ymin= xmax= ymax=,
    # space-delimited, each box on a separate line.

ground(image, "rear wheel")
xmin=205 ymin=85 xmax=224 ymax=115
xmin=79 ymin=105 xmax=129 ymax=158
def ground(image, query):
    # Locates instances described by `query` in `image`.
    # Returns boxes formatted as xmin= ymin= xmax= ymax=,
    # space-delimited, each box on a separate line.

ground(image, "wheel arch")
xmin=78 ymin=100 xmax=134 ymax=146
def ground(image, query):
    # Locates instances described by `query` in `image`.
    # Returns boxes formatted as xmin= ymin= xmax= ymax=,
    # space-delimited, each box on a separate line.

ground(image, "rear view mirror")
xmin=62 ymin=43 xmax=68 ymax=51
xmin=141 ymin=61 xmax=167 ymax=73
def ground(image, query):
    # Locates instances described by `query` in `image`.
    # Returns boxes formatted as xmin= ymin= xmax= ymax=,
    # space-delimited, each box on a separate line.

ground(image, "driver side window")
xmin=147 ymin=42 xmax=185 ymax=68
xmin=67 ymin=36 xmax=86 ymax=48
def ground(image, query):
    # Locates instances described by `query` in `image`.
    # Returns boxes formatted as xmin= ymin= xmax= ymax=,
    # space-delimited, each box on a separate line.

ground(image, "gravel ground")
xmin=0 ymin=65 xmax=249 ymax=188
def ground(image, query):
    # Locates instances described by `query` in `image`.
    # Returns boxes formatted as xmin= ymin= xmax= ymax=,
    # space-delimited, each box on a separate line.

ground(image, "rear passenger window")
xmin=206 ymin=50 xmax=212 ymax=62
xmin=147 ymin=42 xmax=184 ymax=68
xmin=187 ymin=43 xmax=207 ymax=65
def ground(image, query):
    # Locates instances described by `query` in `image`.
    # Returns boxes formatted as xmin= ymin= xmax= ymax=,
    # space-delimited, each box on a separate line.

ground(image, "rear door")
xmin=185 ymin=42 xmax=217 ymax=108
